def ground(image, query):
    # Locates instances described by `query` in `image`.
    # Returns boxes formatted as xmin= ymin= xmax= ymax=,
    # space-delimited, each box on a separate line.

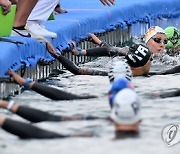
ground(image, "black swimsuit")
xmin=149 ymin=65 xmax=180 ymax=75
xmin=2 ymin=118 xmax=69 ymax=139
xmin=160 ymin=89 xmax=180 ymax=98
xmin=31 ymin=82 xmax=97 ymax=100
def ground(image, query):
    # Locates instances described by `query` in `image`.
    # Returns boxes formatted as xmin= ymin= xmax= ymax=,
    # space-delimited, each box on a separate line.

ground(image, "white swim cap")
xmin=145 ymin=26 xmax=165 ymax=44
xmin=110 ymin=88 xmax=142 ymax=125
xmin=108 ymin=59 xmax=132 ymax=83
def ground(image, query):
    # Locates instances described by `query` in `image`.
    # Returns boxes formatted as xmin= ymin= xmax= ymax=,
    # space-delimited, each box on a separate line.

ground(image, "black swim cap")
xmin=125 ymin=44 xmax=151 ymax=67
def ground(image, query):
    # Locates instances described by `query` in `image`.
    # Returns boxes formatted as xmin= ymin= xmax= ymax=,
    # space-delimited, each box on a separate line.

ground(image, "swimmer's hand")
xmin=147 ymin=92 xmax=160 ymax=97
xmin=46 ymin=40 xmax=56 ymax=55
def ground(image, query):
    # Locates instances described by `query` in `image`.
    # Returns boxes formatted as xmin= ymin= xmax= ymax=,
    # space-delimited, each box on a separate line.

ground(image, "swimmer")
xmin=0 ymin=78 xmax=141 ymax=139
xmin=47 ymin=38 xmax=152 ymax=77
xmin=149 ymin=64 xmax=180 ymax=75
xmin=110 ymin=88 xmax=142 ymax=138
xmin=107 ymin=77 xmax=141 ymax=138
xmin=0 ymin=99 xmax=101 ymax=123
xmin=149 ymin=88 xmax=180 ymax=98
xmin=70 ymin=27 xmax=179 ymax=77
xmin=0 ymin=114 xmax=93 ymax=139
xmin=6 ymin=70 xmax=97 ymax=100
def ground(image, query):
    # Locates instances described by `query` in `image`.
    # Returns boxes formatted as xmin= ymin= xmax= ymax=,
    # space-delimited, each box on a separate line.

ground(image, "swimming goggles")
xmin=152 ymin=37 xmax=168 ymax=44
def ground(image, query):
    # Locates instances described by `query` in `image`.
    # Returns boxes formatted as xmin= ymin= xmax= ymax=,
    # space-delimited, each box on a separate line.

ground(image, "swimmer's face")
xmin=146 ymin=33 xmax=167 ymax=55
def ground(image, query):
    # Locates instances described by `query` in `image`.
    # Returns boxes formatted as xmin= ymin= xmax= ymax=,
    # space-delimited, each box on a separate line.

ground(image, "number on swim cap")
xmin=134 ymin=45 xmax=149 ymax=61
xmin=126 ymin=44 xmax=151 ymax=67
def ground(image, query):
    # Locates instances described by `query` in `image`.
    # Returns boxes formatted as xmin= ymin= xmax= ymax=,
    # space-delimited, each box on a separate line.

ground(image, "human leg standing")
xmin=12 ymin=0 xmax=38 ymax=37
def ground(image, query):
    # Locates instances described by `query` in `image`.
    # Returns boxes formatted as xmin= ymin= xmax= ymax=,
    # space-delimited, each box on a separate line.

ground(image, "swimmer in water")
xmin=5 ymin=70 xmax=97 ymax=100
xmin=0 ymin=78 xmax=142 ymax=139
xmin=56 ymin=26 xmax=167 ymax=77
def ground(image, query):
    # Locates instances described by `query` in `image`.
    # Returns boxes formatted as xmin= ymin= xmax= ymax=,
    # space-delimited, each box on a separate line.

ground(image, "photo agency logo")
xmin=161 ymin=124 xmax=180 ymax=146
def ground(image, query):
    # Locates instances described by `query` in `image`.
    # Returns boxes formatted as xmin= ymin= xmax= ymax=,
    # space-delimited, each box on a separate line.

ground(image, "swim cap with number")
xmin=110 ymin=88 xmax=142 ymax=125
xmin=108 ymin=78 xmax=134 ymax=108
xmin=108 ymin=59 xmax=132 ymax=83
xmin=125 ymin=44 xmax=152 ymax=68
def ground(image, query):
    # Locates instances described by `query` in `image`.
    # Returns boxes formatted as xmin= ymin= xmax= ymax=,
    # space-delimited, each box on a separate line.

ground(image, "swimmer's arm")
xmin=46 ymin=42 xmax=108 ymax=75
xmin=0 ymin=100 xmax=103 ymax=122
xmin=149 ymin=65 xmax=180 ymax=75
xmin=32 ymin=82 xmax=97 ymax=100
xmin=0 ymin=100 xmax=62 ymax=122
xmin=148 ymin=89 xmax=180 ymax=98
xmin=159 ymin=65 xmax=180 ymax=75
xmin=0 ymin=116 xmax=93 ymax=139
xmin=85 ymin=46 xmax=127 ymax=57
xmin=45 ymin=41 xmax=107 ymax=75
xmin=0 ymin=117 xmax=68 ymax=139
xmin=159 ymin=89 xmax=180 ymax=98
xmin=46 ymin=41 xmax=108 ymax=76
xmin=54 ymin=54 xmax=108 ymax=76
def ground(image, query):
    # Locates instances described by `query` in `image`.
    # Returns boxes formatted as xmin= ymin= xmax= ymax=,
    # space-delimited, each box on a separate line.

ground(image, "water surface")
xmin=0 ymin=56 xmax=180 ymax=154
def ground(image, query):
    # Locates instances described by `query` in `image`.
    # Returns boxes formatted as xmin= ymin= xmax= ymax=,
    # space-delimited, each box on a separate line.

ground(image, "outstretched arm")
xmin=0 ymin=116 xmax=93 ymax=139
xmin=53 ymin=54 xmax=108 ymax=76
xmin=149 ymin=65 xmax=180 ymax=75
xmin=148 ymin=89 xmax=180 ymax=98
xmin=0 ymin=100 xmax=101 ymax=122
xmin=160 ymin=65 xmax=180 ymax=75
xmin=160 ymin=89 xmax=180 ymax=98
xmin=7 ymin=70 xmax=97 ymax=100
xmin=0 ymin=100 xmax=61 ymax=122
xmin=70 ymin=36 xmax=128 ymax=57
xmin=0 ymin=116 xmax=67 ymax=139
xmin=45 ymin=41 xmax=108 ymax=76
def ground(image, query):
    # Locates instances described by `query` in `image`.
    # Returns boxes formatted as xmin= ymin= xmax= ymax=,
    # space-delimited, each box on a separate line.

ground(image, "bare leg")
xmin=13 ymin=0 xmax=38 ymax=27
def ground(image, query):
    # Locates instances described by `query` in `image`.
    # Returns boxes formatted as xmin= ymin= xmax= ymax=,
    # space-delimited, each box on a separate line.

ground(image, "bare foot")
xmin=89 ymin=33 xmax=102 ymax=45
xmin=7 ymin=70 xmax=26 ymax=86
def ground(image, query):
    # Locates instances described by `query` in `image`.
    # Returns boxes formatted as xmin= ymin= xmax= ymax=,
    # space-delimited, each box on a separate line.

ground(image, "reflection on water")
xmin=0 ymin=55 xmax=180 ymax=154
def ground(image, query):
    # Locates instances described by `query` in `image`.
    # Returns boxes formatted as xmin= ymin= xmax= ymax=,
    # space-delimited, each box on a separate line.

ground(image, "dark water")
xmin=0 ymin=56 xmax=180 ymax=154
